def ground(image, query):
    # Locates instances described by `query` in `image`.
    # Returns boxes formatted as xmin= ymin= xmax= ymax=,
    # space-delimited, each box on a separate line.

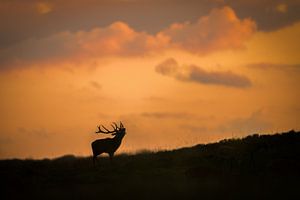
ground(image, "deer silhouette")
xmin=91 ymin=122 xmax=126 ymax=165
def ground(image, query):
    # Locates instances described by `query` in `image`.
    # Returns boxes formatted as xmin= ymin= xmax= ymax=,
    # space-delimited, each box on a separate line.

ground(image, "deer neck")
xmin=113 ymin=134 xmax=124 ymax=143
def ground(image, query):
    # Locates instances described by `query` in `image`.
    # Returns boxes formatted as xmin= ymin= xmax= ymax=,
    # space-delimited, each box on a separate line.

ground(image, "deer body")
xmin=91 ymin=122 xmax=126 ymax=165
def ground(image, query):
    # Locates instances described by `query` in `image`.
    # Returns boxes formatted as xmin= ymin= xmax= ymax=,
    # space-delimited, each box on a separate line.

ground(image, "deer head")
xmin=95 ymin=122 xmax=126 ymax=136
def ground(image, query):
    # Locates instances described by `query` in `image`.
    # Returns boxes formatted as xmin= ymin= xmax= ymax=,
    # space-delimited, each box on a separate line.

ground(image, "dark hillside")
xmin=1 ymin=130 xmax=300 ymax=200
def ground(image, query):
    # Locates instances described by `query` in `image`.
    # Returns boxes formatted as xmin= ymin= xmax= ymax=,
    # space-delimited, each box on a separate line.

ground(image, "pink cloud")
xmin=160 ymin=6 xmax=256 ymax=54
xmin=0 ymin=6 xmax=256 ymax=69
xmin=75 ymin=22 xmax=170 ymax=57
xmin=0 ymin=21 xmax=170 ymax=68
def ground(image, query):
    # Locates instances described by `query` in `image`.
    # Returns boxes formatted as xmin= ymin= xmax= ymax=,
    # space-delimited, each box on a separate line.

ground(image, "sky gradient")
xmin=0 ymin=0 xmax=299 ymax=159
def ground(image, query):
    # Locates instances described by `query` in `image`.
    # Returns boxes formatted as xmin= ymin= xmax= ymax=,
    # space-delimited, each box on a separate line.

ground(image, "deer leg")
xmin=109 ymin=153 xmax=114 ymax=163
xmin=93 ymin=155 xmax=97 ymax=166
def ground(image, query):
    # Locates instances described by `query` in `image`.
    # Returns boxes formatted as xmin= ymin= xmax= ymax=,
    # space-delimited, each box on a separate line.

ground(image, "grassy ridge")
xmin=1 ymin=130 xmax=300 ymax=200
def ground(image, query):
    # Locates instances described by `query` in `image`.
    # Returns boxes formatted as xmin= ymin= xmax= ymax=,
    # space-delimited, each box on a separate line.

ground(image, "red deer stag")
xmin=91 ymin=122 xmax=126 ymax=165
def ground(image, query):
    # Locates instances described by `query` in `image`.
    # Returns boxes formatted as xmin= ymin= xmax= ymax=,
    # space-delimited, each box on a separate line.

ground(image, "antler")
xmin=96 ymin=123 xmax=118 ymax=134
xmin=111 ymin=122 xmax=119 ymax=130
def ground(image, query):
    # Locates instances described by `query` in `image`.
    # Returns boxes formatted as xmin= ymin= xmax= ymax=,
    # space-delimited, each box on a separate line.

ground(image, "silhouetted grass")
xmin=1 ymin=130 xmax=300 ymax=200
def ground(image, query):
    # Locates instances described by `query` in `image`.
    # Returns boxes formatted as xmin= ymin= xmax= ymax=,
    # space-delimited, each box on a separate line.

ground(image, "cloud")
xmin=217 ymin=109 xmax=272 ymax=135
xmin=275 ymin=3 xmax=288 ymax=14
xmin=90 ymin=81 xmax=102 ymax=90
xmin=36 ymin=2 xmax=53 ymax=14
xmin=143 ymin=96 xmax=167 ymax=102
xmin=160 ymin=6 xmax=256 ymax=54
xmin=0 ymin=136 xmax=13 ymax=145
xmin=17 ymin=127 xmax=51 ymax=138
xmin=178 ymin=124 xmax=208 ymax=134
xmin=226 ymin=0 xmax=300 ymax=31
xmin=156 ymin=58 xmax=252 ymax=88
xmin=247 ymin=62 xmax=300 ymax=72
xmin=0 ymin=6 xmax=256 ymax=69
xmin=0 ymin=21 xmax=169 ymax=69
xmin=141 ymin=112 xmax=193 ymax=120
xmin=0 ymin=0 xmax=299 ymax=51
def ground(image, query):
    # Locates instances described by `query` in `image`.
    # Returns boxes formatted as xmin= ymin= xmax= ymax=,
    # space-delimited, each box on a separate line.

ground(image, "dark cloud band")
xmin=156 ymin=58 xmax=252 ymax=88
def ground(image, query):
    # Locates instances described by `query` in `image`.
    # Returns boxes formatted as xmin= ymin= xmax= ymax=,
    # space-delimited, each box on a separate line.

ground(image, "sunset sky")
xmin=0 ymin=0 xmax=299 ymax=159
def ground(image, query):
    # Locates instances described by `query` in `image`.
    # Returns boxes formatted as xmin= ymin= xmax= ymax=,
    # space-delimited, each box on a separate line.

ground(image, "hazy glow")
xmin=36 ymin=2 xmax=53 ymax=14
xmin=276 ymin=3 xmax=288 ymax=14
xmin=0 ymin=2 xmax=299 ymax=159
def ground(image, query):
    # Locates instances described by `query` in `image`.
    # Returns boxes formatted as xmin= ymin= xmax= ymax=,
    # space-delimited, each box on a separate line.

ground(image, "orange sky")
xmin=0 ymin=0 xmax=299 ymax=159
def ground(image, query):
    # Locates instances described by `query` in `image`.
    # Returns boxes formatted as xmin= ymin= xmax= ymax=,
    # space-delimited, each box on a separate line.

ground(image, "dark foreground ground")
xmin=1 ymin=130 xmax=300 ymax=200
